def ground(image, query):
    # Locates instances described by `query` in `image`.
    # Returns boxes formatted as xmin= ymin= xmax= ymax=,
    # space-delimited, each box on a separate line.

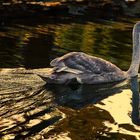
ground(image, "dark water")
xmin=0 ymin=18 xmax=140 ymax=139
xmin=0 ymin=19 xmax=134 ymax=70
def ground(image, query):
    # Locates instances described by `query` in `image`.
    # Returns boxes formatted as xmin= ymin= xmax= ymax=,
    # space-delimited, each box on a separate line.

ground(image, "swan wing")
xmin=50 ymin=52 xmax=122 ymax=74
xmin=51 ymin=52 xmax=93 ymax=73
xmin=54 ymin=66 xmax=83 ymax=74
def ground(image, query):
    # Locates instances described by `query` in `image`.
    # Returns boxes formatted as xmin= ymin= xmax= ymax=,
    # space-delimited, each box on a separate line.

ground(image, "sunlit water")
xmin=0 ymin=18 xmax=140 ymax=139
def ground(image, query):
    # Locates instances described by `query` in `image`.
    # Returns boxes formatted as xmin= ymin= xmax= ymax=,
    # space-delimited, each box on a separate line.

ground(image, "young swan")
xmin=38 ymin=22 xmax=140 ymax=84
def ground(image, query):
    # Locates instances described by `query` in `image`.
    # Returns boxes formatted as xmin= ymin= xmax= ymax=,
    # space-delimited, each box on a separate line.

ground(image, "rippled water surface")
xmin=0 ymin=18 xmax=140 ymax=139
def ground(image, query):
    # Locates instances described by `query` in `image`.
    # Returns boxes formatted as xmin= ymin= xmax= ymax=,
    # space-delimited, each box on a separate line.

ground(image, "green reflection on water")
xmin=0 ymin=19 xmax=137 ymax=70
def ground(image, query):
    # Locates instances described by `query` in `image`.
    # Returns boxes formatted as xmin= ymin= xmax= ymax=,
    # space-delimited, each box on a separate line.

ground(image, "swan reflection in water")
xmin=44 ymin=82 xmax=126 ymax=109
xmin=44 ymin=77 xmax=140 ymax=126
xmin=130 ymin=76 xmax=140 ymax=125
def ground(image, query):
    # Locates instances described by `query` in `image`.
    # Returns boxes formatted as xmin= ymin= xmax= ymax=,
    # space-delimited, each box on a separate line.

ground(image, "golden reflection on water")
xmin=96 ymin=89 xmax=132 ymax=124
xmin=96 ymin=89 xmax=140 ymax=139
xmin=0 ymin=68 xmax=140 ymax=139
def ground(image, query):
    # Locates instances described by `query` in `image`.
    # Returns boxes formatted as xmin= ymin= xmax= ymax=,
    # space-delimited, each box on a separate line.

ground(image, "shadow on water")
xmin=44 ymin=81 xmax=127 ymax=109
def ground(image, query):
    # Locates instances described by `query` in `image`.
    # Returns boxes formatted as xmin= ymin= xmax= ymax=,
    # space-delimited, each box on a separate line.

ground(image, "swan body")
xmin=38 ymin=22 xmax=140 ymax=84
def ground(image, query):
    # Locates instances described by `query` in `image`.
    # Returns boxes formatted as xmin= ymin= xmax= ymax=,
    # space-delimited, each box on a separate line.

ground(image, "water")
xmin=0 ymin=18 xmax=134 ymax=69
xmin=0 ymin=17 xmax=140 ymax=139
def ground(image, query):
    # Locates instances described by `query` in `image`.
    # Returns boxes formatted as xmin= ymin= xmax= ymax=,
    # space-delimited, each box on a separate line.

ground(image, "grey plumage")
xmin=39 ymin=52 xmax=127 ymax=84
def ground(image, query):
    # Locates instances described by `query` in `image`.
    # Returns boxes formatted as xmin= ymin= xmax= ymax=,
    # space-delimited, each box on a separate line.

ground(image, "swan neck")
xmin=128 ymin=23 xmax=140 ymax=77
